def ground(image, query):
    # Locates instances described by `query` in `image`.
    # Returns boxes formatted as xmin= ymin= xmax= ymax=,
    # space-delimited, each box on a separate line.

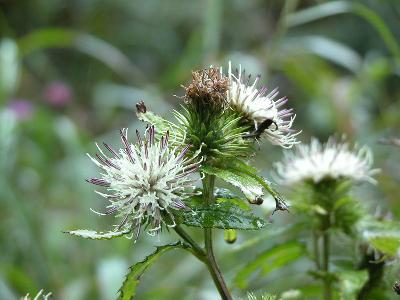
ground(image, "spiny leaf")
xmin=64 ymin=229 xmax=131 ymax=240
xmin=118 ymin=242 xmax=191 ymax=300
xmin=180 ymin=201 xmax=266 ymax=230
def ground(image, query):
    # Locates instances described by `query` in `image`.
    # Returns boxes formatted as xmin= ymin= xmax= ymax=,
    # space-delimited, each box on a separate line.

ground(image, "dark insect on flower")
xmin=227 ymin=62 xmax=300 ymax=148
xmin=136 ymin=100 xmax=147 ymax=113
xmin=243 ymin=119 xmax=278 ymax=139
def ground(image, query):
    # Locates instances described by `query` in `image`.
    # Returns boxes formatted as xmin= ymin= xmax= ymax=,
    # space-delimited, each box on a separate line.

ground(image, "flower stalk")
xmin=322 ymin=223 xmax=332 ymax=300
xmin=202 ymin=174 xmax=233 ymax=300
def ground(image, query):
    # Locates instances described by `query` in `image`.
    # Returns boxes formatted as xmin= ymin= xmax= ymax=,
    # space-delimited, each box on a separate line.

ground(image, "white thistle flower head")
xmin=275 ymin=137 xmax=379 ymax=186
xmin=87 ymin=125 xmax=199 ymax=241
xmin=227 ymin=62 xmax=300 ymax=148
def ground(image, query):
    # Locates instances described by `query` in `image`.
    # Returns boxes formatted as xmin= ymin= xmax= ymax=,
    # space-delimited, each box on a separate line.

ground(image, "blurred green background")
xmin=1 ymin=0 xmax=400 ymax=299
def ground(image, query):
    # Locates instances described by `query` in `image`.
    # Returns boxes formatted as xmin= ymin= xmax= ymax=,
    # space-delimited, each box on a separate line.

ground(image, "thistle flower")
xmin=275 ymin=137 xmax=379 ymax=185
xmin=87 ymin=126 xmax=199 ymax=240
xmin=227 ymin=62 xmax=300 ymax=148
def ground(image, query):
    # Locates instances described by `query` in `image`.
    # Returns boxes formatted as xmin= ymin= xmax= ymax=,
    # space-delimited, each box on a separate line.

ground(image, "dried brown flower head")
xmin=183 ymin=66 xmax=229 ymax=109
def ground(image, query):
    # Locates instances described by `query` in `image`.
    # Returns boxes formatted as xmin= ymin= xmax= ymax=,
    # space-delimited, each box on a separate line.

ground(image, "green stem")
xmin=322 ymin=218 xmax=332 ymax=300
xmin=174 ymin=224 xmax=206 ymax=262
xmin=202 ymin=174 xmax=233 ymax=300
xmin=313 ymin=230 xmax=321 ymax=270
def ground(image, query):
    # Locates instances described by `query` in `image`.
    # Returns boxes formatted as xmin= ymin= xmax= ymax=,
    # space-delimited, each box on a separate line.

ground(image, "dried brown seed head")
xmin=183 ymin=66 xmax=229 ymax=108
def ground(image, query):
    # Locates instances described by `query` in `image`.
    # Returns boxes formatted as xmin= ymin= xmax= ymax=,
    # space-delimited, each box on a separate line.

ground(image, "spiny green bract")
xmin=173 ymin=104 xmax=253 ymax=161
xmin=295 ymin=179 xmax=363 ymax=235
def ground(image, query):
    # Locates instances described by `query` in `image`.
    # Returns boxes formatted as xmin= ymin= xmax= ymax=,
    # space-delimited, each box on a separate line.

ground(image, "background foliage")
xmin=1 ymin=0 xmax=400 ymax=299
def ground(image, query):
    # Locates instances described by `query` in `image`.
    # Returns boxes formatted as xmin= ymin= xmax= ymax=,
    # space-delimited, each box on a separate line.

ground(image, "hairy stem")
xmin=202 ymin=174 xmax=233 ymax=300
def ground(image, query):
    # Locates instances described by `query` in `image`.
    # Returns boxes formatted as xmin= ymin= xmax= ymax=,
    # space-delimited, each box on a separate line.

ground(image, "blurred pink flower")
xmin=7 ymin=99 xmax=34 ymax=120
xmin=43 ymin=81 xmax=72 ymax=107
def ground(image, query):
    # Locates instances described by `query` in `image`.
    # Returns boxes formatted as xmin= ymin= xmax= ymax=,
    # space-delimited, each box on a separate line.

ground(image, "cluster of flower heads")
xmin=182 ymin=62 xmax=300 ymax=148
xmin=86 ymin=125 xmax=200 ymax=241
xmin=81 ymin=62 xmax=301 ymax=241
xmin=275 ymin=137 xmax=379 ymax=185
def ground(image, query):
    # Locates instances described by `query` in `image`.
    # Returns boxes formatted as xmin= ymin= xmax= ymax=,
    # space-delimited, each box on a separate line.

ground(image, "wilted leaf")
xmin=118 ymin=242 xmax=190 ymax=300
xmin=64 ymin=229 xmax=130 ymax=240
xmin=180 ymin=201 xmax=266 ymax=230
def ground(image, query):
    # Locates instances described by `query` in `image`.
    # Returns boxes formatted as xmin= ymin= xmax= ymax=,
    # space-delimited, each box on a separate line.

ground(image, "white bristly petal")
xmin=275 ymin=137 xmax=379 ymax=185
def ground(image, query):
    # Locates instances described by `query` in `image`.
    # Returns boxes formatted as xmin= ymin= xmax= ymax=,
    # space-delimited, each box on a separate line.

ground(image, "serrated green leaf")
xmin=338 ymin=270 xmax=368 ymax=300
xmin=235 ymin=241 xmax=305 ymax=289
xmin=368 ymin=236 xmax=400 ymax=256
xmin=358 ymin=217 xmax=400 ymax=256
xmin=119 ymin=242 xmax=190 ymax=300
xmin=214 ymin=188 xmax=238 ymax=199
xmin=202 ymin=165 xmax=264 ymax=202
xmin=203 ymin=158 xmax=288 ymax=211
xmin=216 ymin=197 xmax=252 ymax=211
xmin=180 ymin=201 xmax=266 ymax=230
xmin=64 ymin=229 xmax=131 ymax=240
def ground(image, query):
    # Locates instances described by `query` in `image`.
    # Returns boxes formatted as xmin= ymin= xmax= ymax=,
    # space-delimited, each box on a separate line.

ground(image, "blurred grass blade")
xmin=17 ymin=28 xmax=143 ymax=82
xmin=203 ymin=0 xmax=222 ymax=63
xmin=0 ymin=38 xmax=20 ymax=100
xmin=285 ymin=1 xmax=351 ymax=27
xmin=282 ymin=36 xmax=362 ymax=72
xmin=119 ymin=242 xmax=190 ymax=300
xmin=286 ymin=1 xmax=400 ymax=58
xmin=352 ymin=2 xmax=400 ymax=58
xmin=234 ymin=241 xmax=305 ymax=289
